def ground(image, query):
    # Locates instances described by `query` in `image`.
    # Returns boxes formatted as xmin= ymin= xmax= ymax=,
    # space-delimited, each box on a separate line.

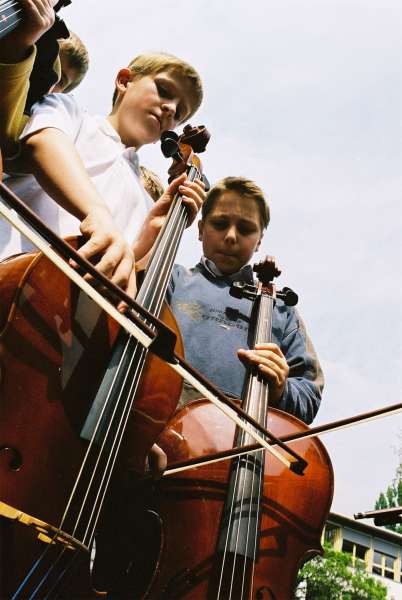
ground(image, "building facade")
xmin=323 ymin=512 xmax=402 ymax=599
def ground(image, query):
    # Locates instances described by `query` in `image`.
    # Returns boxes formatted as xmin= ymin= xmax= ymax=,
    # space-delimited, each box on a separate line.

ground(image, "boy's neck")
xmin=201 ymin=256 xmax=252 ymax=281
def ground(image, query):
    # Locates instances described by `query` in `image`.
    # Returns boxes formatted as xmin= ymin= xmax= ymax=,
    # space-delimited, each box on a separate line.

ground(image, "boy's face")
xmin=111 ymin=70 xmax=192 ymax=148
xmin=198 ymin=192 xmax=263 ymax=274
xmin=52 ymin=55 xmax=79 ymax=93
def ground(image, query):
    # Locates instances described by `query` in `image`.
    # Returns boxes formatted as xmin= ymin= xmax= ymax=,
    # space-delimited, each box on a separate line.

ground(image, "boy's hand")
xmin=74 ymin=205 xmax=136 ymax=306
xmin=149 ymin=173 xmax=205 ymax=231
xmin=0 ymin=0 xmax=57 ymax=63
xmin=133 ymin=173 xmax=206 ymax=261
xmin=237 ymin=343 xmax=289 ymax=405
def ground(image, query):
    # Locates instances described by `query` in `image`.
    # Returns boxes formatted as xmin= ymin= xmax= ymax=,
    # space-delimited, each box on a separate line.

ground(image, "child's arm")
xmin=238 ymin=310 xmax=324 ymax=424
xmin=0 ymin=0 xmax=57 ymax=158
xmin=133 ymin=174 xmax=205 ymax=261
xmin=23 ymin=127 xmax=135 ymax=293
xmin=237 ymin=343 xmax=289 ymax=406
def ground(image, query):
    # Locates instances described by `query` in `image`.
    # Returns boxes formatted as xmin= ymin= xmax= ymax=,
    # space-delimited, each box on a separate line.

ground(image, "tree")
xmin=374 ymin=447 xmax=402 ymax=534
xmin=296 ymin=544 xmax=387 ymax=600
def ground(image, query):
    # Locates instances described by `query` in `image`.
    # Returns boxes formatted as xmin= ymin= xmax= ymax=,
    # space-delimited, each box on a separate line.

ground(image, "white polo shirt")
xmin=0 ymin=93 xmax=152 ymax=260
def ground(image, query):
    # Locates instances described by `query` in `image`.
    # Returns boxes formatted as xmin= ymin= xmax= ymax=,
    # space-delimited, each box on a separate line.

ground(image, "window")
xmin=372 ymin=550 xmax=396 ymax=580
xmin=324 ymin=524 xmax=337 ymax=546
xmin=341 ymin=540 xmax=369 ymax=567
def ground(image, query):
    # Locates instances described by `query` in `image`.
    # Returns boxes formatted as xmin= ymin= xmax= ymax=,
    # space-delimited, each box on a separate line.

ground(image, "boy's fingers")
xmin=109 ymin=251 xmax=135 ymax=289
xmin=167 ymin=173 xmax=187 ymax=193
xmin=76 ymin=235 xmax=109 ymax=261
xmin=179 ymin=181 xmax=207 ymax=225
xmin=117 ymin=270 xmax=137 ymax=313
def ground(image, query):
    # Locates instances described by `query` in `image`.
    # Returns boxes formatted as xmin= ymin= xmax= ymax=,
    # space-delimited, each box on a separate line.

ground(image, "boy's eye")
xmin=156 ymin=82 xmax=172 ymax=99
xmin=211 ymin=219 xmax=228 ymax=230
xmin=238 ymin=225 xmax=257 ymax=235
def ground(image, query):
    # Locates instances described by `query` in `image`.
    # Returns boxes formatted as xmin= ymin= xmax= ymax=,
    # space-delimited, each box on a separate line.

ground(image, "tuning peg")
xmin=230 ymin=282 xmax=257 ymax=301
xmin=277 ymin=287 xmax=298 ymax=306
xmin=160 ymin=131 xmax=180 ymax=159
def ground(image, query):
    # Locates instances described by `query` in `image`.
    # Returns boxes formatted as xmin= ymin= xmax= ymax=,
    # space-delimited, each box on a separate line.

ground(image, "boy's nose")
xmin=161 ymin=102 xmax=177 ymax=127
xmin=224 ymin=225 xmax=237 ymax=243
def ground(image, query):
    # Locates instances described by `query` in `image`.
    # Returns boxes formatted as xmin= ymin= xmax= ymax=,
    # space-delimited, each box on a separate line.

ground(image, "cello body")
xmin=0 ymin=247 xmax=183 ymax=598
xmin=139 ymin=400 xmax=334 ymax=600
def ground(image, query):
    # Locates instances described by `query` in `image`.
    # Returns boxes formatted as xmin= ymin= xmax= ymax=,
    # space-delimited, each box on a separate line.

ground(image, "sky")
xmin=63 ymin=0 xmax=402 ymax=518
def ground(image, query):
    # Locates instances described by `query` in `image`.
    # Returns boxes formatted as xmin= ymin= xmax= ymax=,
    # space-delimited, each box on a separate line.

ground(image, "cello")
xmin=138 ymin=257 xmax=334 ymax=599
xmin=0 ymin=125 xmax=210 ymax=598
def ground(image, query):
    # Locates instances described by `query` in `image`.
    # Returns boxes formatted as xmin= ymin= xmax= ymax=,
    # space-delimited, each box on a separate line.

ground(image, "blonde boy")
xmin=1 ymin=52 xmax=205 ymax=295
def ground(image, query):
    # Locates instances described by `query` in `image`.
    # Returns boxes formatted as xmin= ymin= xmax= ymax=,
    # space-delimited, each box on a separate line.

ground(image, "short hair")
xmin=58 ymin=31 xmax=89 ymax=92
xmin=112 ymin=52 xmax=203 ymax=121
xmin=202 ymin=177 xmax=270 ymax=230
xmin=140 ymin=166 xmax=164 ymax=202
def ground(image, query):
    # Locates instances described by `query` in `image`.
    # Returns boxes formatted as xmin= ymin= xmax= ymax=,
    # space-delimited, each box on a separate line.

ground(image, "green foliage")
xmin=296 ymin=544 xmax=388 ymax=600
xmin=374 ymin=479 xmax=402 ymax=535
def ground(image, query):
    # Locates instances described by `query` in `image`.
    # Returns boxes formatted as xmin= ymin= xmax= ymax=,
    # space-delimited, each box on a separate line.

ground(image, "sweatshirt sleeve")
xmin=0 ymin=47 xmax=36 ymax=159
xmin=276 ymin=308 xmax=324 ymax=424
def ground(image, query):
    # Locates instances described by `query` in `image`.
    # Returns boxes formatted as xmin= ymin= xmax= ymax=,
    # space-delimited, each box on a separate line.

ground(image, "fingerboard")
xmin=0 ymin=0 xmax=22 ymax=40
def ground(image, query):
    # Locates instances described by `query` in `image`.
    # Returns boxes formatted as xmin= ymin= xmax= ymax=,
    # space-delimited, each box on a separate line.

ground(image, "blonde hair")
xmin=140 ymin=166 xmax=164 ymax=202
xmin=58 ymin=31 xmax=89 ymax=92
xmin=112 ymin=52 xmax=203 ymax=120
xmin=202 ymin=177 xmax=270 ymax=230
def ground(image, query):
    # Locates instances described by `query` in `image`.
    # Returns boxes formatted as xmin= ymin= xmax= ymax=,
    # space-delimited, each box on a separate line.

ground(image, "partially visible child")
xmin=139 ymin=165 xmax=164 ymax=202
xmin=167 ymin=177 xmax=323 ymax=424
xmin=53 ymin=31 xmax=89 ymax=93
xmin=0 ymin=2 xmax=89 ymax=161
xmin=0 ymin=0 xmax=57 ymax=159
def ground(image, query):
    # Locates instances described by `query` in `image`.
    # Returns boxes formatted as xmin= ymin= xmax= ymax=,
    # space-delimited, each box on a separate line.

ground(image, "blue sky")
xmin=65 ymin=0 xmax=402 ymax=517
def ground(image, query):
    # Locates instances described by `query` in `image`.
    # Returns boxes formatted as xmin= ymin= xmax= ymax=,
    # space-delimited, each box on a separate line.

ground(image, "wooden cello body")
xmin=138 ymin=401 xmax=333 ymax=599
xmin=0 ymin=247 xmax=183 ymax=598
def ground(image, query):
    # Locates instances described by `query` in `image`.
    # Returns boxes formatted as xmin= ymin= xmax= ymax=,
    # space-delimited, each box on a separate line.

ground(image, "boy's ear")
xmin=198 ymin=220 xmax=204 ymax=241
xmin=255 ymin=235 xmax=263 ymax=252
xmin=114 ymin=68 xmax=132 ymax=97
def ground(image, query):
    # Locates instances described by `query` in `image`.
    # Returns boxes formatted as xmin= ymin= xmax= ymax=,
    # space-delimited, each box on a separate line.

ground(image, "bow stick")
xmin=161 ymin=401 xmax=402 ymax=475
xmin=0 ymin=182 xmax=306 ymax=473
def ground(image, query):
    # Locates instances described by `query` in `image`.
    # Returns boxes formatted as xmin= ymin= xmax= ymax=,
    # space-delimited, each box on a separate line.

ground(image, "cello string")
xmin=0 ymin=11 xmax=22 ymax=37
xmin=74 ymin=204 xmax=188 ymax=544
xmin=237 ymin=297 xmax=268 ymax=598
xmin=248 ymin=295 xmax=272 ymax=597
xmin=216 ymin=283 xmax=261 ymax=598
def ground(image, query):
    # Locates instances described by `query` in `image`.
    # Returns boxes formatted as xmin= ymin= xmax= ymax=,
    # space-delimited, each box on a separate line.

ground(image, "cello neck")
xmin=137 ymin=161 xmax=202 ymax=313
xmin=239 ymin=288 xmax=273 ymax=436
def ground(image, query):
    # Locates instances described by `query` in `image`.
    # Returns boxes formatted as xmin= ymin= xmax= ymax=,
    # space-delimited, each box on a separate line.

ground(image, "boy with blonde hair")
xmin=1 ymin=50 xmax=205 ymax=294
xmin=53 ymin=31 xmax=89 ymax=93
